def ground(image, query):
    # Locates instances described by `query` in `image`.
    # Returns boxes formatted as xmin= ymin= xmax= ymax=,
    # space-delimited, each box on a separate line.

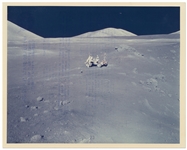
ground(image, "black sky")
xmin=8 ymin=6 xmax=180 ymax=38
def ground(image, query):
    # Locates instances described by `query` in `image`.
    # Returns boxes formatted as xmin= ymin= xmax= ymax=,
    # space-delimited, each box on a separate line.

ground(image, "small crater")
xmin=139 ymin=80 xmax=144 ymax=85
xmin=133 ymin=68 xmax=138 ymax=74
xmin=31 ymin=106 xmax=39 ymax=110
xmin=34 ymin=113 xmax=38 ymax=117
xmin=25 ymin=105 xmax=29 ymax=108
xmin=131 ymin=82 xmax=137 ymax=86
xmin=60 ymin=100 xmax=70 ymax=106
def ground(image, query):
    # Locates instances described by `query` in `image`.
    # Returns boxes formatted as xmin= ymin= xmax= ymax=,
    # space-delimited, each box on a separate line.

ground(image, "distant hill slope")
xmin=8 ymin=21 xmax=43 ymax=41
xmin=170 ymin=31 xmax=180 ymax=34
xmin=75 ymin=28 xmax=137 ymax=38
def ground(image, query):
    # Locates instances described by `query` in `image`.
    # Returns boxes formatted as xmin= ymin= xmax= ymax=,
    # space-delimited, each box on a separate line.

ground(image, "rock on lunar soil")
xmin=30 ymin=135 xmax=43 ymax=142
xmin=60 ymin=100 xmax=70 ymax=106
xmin=36 ymin=96 xmax=43 ymax=101
xmin=20 ymin=117 xmax=27 ymax=122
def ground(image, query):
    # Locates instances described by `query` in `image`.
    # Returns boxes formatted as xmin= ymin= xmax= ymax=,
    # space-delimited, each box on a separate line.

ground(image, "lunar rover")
xmin=85 ymin=53 xmax=108 ymax=68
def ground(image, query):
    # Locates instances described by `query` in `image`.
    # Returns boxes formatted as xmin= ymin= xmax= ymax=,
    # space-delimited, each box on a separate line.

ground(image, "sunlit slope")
xmin=8 ymin=21 xmax=43 ymax=41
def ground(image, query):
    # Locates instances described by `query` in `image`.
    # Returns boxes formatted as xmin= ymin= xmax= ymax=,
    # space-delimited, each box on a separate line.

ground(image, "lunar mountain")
xmin=8 ymin=21 xmax=43 ymax=41
xmin=75 ymin=27 xmax=137 ymax=37
xmin=7 ymin=21 xmax=180 ymax=144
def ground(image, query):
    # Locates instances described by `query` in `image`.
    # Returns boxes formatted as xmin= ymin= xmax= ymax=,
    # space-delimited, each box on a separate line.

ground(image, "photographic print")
xmin=3 ymin=2 xmax=186 ymax=148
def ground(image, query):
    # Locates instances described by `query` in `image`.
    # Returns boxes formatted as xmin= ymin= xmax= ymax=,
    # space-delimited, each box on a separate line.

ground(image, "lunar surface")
xmin=7 ymin=21 xmax=179 ymax=143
